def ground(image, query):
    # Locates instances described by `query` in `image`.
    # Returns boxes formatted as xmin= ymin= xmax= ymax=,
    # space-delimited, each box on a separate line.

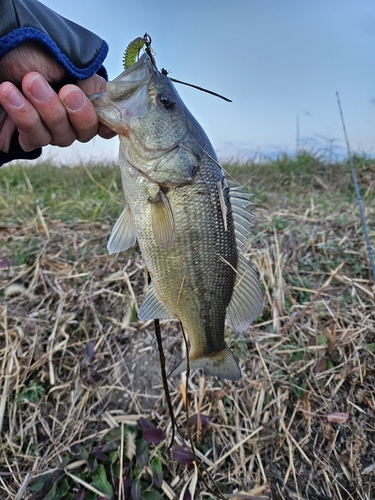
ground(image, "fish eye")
xmin=158 ymin=92 xmax=176 ymax=111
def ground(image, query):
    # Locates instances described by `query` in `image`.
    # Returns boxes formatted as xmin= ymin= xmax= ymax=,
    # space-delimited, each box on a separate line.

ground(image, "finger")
xmin=0 ymin=105 xmax=7 ymax=128
xmin=78 ymin=75 xmax=117 ymax=140
xmin=59 ymin=84 xmax=98 ymax=143
xmin=77 ymin=73 xmax=107 ymax=96
xmin=0 ymin=42 xmax=64 ymax=86
xmin=0 ymin=113 xmax=16 ymax=153
xmin=22 ymin=72 xmax=77 ymax=147
xmin=60 ymin=74 xmax=118 ymax=143
xmin=98 ymin=122 xmax=117 ymax=140
xmin=0 ymin=81 xmax=52 ymax=151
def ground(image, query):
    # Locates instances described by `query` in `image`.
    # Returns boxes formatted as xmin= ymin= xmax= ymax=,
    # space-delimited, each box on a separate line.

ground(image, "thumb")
xmin=77 ymin=73 xmax=107 ymax=96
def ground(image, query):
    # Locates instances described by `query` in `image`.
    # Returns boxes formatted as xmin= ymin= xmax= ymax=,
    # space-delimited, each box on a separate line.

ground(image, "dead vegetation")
xmin=0 ymin=153 xmax=374 ymax=499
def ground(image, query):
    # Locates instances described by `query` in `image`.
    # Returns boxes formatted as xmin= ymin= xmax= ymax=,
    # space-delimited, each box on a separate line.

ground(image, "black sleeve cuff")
xmin=0 ymin=130 xmax=42 ymax=165
xmin=0 ymin=0 xmax=108 ymax=80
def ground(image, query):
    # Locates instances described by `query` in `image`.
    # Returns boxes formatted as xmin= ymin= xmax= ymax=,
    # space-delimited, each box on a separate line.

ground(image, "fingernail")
xmin=28 ymin=74 xmax=52 ymax=102
xmin=64 ymin=89 xmax=85 ymax=112
xmin=4 ymin=86 xmax=24 ymax=109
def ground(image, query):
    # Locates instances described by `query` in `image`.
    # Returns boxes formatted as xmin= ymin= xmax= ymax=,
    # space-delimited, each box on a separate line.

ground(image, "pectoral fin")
xmin=149 ymin=190 xmax=175 ymax=251
xmin=107 ymin=205 xmax=136 ymax=255
xmin=138 ymin=283 xmax=175 ymax=320
xmin=226 ymin=254 xmax=263 ymax=333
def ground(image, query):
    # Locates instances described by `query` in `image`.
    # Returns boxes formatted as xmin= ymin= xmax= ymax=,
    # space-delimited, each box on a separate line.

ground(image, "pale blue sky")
xmin=41 ymin=0 xmax=375 ymax=163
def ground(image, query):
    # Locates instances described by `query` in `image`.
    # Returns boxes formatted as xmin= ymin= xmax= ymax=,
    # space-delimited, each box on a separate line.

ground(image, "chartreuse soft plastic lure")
xmin=123 ymin=37 xmax=145 ymax=69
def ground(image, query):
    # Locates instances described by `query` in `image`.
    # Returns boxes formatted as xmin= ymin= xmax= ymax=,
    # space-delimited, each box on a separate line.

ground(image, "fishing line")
xmin=124 ymin=34 xmax=232 ymax=102
xmin=336 ymin=92 xmax=375 ymax=286
xmin=154 ymin=316 xmax=225 ymax=497
xmin=180 ymin=323 xmax=226 ymax=500
xmin=162 ymin=71 xmax=232 ymax=103
xmin=153 ymin=318 xmax=176 ymax=448
xmin=143 ymin=33 xmax=157 ymax=68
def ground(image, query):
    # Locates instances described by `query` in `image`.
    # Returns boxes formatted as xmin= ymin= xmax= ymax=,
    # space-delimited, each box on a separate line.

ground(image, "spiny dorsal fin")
xmin=107 ymin=205 xmax=136 ymax=255
xmin=229 ymin=187 xmax=255 ymax=247
xmin=149 ymin=190 xmax=175 ymax=251
xmin=138 ymin=282 xmax=175 ymax=320
xmin=226 ymin=254 xmax=263 ymax=334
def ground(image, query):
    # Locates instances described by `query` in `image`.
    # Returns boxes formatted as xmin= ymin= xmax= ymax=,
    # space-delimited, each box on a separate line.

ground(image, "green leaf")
xmin=292 ymin=380 xmax=307 ymax=399
xmin=290 ymin=351 xmax=303 ymax=363
xmin=91 ymin=464 xmax=114 ymax=499
xmin=105 ymin=427 xmax=123 ymax=444
xmin=52 ymin=478 xmax=71 ymax=499
xmin=131 ymin=477 xmax=141 ymax=500
xmin=326 ymin=359 xmax=335 ymax=370
xmin=60 ymin=494 xmax=74 ymax=500
xmin=87 ymin=453 xmax=98 ymax=473
xmin=367 ymin=343 xmax=375 ymax=353
xmin=44 ymin=481 xmax=57 ymax=500
xmin=71 ymin=444 xmax=89 ymax=460
xmin=136 ymin=438 xmax=149 ymax=467
xmin=85 ymin=491 xmax=98 ymax=500
xmin=29 ymin=474 xmax=50 ymax=492
xmin=316 ymin=333 xmax=327 ymax=346
xmin=60 ymin=454 xmax=73 ymax=469
xmin=199 ymin=444 xmax=210 ymax=454
xmin=142 ymin=490 xmax=163 ymax=500
xmin=107 ymin=450 xmax=119 ymax=466
xmin=150 ymin=456 xmax=163 ymax=489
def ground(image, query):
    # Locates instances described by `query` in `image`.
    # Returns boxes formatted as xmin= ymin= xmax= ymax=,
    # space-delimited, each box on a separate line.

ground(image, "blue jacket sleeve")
xmin=0 ymin=0 xmax=109 ymax=166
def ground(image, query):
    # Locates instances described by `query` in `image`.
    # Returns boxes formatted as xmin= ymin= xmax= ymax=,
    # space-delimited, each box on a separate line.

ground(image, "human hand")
xmin=0 ymin=42 xmax=115 ymax=154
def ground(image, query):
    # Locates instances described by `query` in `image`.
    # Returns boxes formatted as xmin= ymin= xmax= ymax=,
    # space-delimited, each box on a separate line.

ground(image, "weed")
xmin=28 ymin=417 xmax=168 ymax=500
xmin=15 ymin=381 xmax=46 ymax=404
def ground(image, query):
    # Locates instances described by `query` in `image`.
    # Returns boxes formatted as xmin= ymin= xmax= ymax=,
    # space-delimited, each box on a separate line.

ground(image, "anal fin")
xmin=107 ymin=205 xmax=136 ymax=255
xmin=138 ymin=283 xmax=175 ymax=320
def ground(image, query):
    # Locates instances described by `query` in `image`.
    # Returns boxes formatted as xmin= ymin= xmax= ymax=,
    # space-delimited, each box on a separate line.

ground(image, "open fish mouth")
xmin=88 ymin=54 xmax=153 ymax=105
xmin=89 ymin=54 xmax=155 ymax=134
xmin=107 ymin=53 xmax=154 ymax=101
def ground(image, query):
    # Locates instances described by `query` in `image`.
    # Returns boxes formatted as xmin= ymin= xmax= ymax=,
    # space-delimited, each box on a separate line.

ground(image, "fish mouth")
xmin=90 ymin=54 xmax=155 ymax=135
xmin=108 ymin=54 xmax=158 ymax=123
xmin=107 ymin=53 xmax=154 ymax=102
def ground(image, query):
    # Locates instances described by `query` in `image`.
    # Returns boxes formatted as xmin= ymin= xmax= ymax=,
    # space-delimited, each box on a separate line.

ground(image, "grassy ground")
xmin=0 ymin=152 xmax=374 ymax=500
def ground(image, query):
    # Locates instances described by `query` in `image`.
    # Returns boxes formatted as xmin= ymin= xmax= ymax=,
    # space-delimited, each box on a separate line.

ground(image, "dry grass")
xmin=0 ymin=154 xmax=375 ymax=499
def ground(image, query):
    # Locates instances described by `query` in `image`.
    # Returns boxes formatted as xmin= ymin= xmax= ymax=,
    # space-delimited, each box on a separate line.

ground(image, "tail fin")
xmin=168 ymin=345 xmax=241 ymax=381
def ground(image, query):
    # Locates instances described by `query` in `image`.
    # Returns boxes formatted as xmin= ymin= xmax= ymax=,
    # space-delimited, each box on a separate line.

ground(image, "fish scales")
xmin=92 ymin=52 xmax=263 ymax=380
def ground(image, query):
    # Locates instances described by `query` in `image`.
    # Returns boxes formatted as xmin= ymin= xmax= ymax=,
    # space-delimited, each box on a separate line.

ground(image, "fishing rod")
xmin=336 ymin=92 xmax=375 ymax=287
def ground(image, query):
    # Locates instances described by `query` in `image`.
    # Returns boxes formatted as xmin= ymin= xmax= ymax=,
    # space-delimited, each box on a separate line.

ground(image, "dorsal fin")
xmin=107 ymin=205 xmax=136 ymax=255
xmin=226 ymin=254 xmax=263 ymax=334
xmin=229 ymin=187 xmax=255 ymax=247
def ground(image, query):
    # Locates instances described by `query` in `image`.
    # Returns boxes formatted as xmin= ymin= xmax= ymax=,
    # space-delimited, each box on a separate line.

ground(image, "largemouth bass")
xmin=92 ymin=53 xmax=263 ymax=380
